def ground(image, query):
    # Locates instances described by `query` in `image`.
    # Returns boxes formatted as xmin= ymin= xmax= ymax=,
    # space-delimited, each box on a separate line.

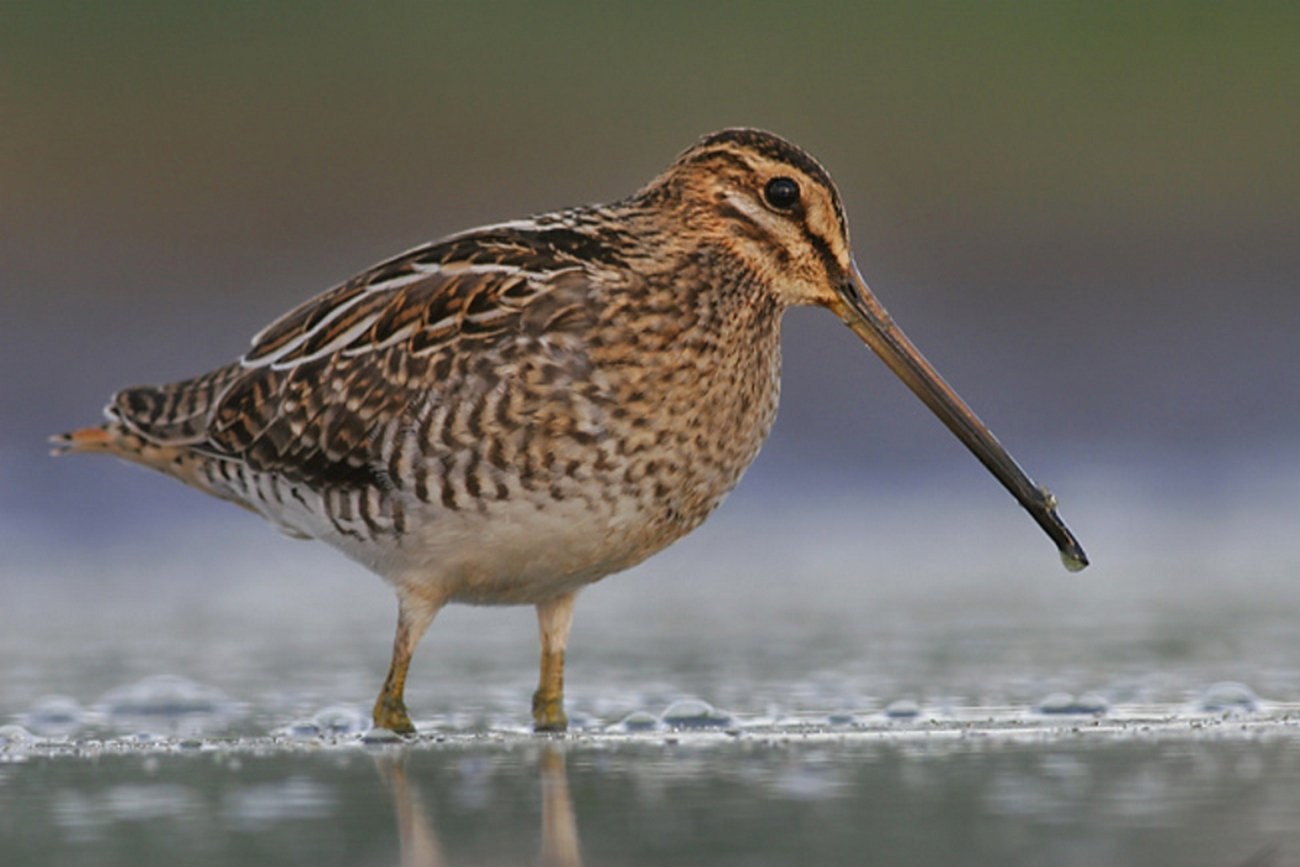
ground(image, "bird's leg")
xmin=373 ymin=591 xmax=441 ymax=735
xmin=532 ymin=591 xmax=578 ymax=732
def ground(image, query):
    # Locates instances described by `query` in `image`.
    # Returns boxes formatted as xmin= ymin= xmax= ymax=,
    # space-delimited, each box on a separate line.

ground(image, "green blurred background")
xmin=3 ymin=1 xmax=1298 ymax=540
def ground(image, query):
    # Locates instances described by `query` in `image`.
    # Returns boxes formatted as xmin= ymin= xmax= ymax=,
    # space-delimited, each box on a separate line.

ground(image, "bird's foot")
xmin=532 ymin=688 xmax=568 ymax=732
xmin=373 ymin=694 xmax=416 ymax=735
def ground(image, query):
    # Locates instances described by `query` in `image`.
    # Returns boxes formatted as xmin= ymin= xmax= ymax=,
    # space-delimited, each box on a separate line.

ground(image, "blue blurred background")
xmin=3 ymin=2 xmax=1297 ymax=573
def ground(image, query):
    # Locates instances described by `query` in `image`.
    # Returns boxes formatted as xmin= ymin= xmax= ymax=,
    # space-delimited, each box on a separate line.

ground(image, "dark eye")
xmin=763 ymin=176 xmax=801 ymax=211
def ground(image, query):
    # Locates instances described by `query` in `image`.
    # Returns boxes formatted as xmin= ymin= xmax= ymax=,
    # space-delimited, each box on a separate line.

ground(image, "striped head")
xmin=641 ymin=128 xmax=854 ymax=310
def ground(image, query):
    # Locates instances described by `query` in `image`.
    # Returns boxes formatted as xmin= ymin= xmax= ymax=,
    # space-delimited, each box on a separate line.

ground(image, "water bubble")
xmin=0 ymin=724 xmax=35 ymax=749
xmin=98 ymin=675 xmax=239 ymax=735
xmin=276 ymin=720 xmax=323 ymax=740
xmin=312 ymin=704 xmax=368 ymax=735
xmin=662 ymin=699 xmax=732 ymax=729
xmin=563 ymin=710 xmax=596 ymax=731
xmin=613 ymin=711 xmax=661 ymax=732
xmin=1035 ymin=692 xmax=1109 ymax=716
xmin=271 ymin=707 xmax=369 ymax=738
xmin=884 ymin=699 xmax=921 ymax=720
xmin=1075 ymin=693 xmax=1110 ymax=714
xmin=21 ymin=695 xmax=87 ymax=737
xmin=1197 ymin=682 xmax=1259 ymax=713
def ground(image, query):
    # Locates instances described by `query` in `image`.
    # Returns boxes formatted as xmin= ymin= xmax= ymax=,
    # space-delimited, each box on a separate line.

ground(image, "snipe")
xmin=55 ymin=128 xmax=1087 ymax=734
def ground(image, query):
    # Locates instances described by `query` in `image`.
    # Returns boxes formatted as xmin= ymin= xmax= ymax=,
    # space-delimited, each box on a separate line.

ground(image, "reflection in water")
xmin=376 ymin=744 xmax=581 ymax=867
xmin=538 ymin=747 xmax=582 ymax=867
xmin=376 ymin=751 xmax=446 ymax=867
xmin=3 ymin=728 xmax=1300 ymax=866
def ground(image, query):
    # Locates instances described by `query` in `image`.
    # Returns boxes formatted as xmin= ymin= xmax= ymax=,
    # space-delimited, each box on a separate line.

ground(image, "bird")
xmin=54 ymin=128 xmax=1088 ymax=735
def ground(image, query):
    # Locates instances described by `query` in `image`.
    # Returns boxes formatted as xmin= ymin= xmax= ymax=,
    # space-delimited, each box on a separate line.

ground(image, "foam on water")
xmin=4 ymin=699 xmax=1298 ymax=762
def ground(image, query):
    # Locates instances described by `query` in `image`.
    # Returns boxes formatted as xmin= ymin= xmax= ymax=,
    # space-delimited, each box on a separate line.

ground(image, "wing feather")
xmin=104 ymin=225 xmax=606 ymax=495
xmin=227 ymin=239 xmax=593 ymax=486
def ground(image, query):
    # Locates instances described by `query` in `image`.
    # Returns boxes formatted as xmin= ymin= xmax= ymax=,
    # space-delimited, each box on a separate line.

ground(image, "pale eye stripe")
xmin=722 ymin=190 xmax=771 ymax=225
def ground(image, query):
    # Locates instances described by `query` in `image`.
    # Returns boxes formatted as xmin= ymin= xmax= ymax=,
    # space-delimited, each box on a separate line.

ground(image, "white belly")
xmin=326 ymin=490 xmax=668 ymax=606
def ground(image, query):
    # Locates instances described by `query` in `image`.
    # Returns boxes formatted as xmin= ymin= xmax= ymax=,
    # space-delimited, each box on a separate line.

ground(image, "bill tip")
xmin=1060 ymin=549 xmax=1089 ymax=573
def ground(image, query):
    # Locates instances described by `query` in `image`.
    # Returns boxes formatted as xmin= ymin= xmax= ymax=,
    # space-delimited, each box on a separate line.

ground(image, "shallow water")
xmin=4 ymin=480 xmax=1300 ymax=864
xmin=4 ymin=716 xmax=1300 ymax=867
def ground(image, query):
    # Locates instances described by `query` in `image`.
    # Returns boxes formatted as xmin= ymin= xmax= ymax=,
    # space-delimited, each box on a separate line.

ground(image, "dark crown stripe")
xmin=679 ymin=128 xmax=849 ymax=239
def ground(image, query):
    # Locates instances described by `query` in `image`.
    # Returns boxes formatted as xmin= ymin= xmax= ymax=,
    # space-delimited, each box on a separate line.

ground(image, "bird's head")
xmin=644 ymin=128 xmax=1088 ymax=571
xmin=644 ymin=127 xmax=855 ymax=310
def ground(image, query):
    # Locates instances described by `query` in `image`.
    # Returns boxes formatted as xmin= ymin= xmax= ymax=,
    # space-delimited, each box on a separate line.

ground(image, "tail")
xmin=55 ymin=363 xmax=243 ymax=450
xmin=49 ymin=424 xmax=127 ymax=457
xmin=52 ymin=363 xmax=243 ymax=484
xmin=50 ymin=419 xmax=210 ymax=486
xmin=55 ymin=367 xmax=327 ymax=538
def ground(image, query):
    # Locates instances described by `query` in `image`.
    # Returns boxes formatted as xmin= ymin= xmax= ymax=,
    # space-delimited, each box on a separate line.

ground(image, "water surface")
xmin=3 ymin=483 xmax=1299 ymax=865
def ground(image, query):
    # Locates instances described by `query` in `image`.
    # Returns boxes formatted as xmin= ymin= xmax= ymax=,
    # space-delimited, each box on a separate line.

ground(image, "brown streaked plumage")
xmin=54 ymin=128 xmax=1088 ymax=734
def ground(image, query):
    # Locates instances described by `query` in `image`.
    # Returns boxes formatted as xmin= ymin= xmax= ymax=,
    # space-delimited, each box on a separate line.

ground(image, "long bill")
xmin=831 ymin=262 xmax=1089 ymax=572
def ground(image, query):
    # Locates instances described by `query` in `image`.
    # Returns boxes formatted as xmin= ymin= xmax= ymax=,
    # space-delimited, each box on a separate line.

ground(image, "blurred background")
xmin=5 ymin=8 xmax=1300 ymax=863
xmin=2 ymin=3 xmax=1298 ymax=709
